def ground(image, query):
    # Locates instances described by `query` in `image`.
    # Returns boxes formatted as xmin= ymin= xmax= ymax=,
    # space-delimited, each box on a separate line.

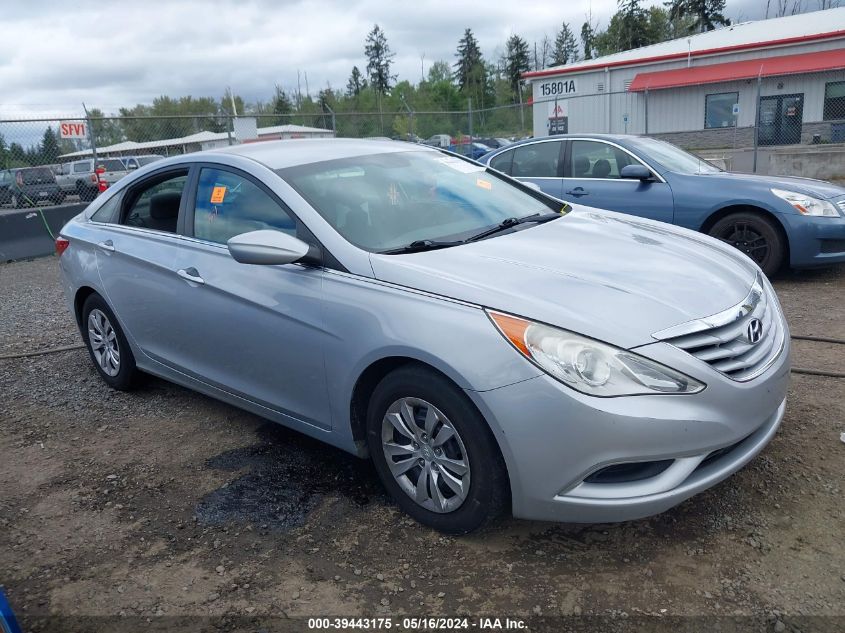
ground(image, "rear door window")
xmin=511 ymin=141 xmax=563 ymax=178
xmin=121 ymin=171 xmax=189 ymax=233
xmin=569 ymin=140 xmax=643 ymax=179
xmin=192 ymin=167 xmax=297 ymax=244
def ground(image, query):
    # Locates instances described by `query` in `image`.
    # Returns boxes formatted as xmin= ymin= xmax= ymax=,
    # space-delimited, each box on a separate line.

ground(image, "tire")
xmin=366 ymin=365 xmax=508 ymax=534
xmin=81 ymin=294 xmax=141 ymax=390
xmin=77 ymin=182 xmax=96 ymax=202
xmin=708 ymin=211 xmax=786 ymax=277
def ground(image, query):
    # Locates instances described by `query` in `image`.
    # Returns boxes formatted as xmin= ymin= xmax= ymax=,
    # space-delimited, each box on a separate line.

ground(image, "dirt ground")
xmin=0 ymin=256 xmax=843 ymax=633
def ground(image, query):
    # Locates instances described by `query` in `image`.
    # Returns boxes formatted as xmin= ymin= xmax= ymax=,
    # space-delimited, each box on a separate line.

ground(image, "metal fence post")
xmin=468 ymin=98 xmax=473 ymax=144
xmin=753 ymin=74 xmax=761 ymax=174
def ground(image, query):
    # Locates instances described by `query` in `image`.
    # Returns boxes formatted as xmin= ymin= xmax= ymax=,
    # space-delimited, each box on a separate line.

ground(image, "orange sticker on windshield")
xmin=476 ymin=178 xmax=492 ymax=190
xmin=210 ymin=186 xmax=227 ymax=204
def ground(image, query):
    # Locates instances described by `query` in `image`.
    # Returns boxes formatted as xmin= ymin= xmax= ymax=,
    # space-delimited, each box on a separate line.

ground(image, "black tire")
xmin=366 ymin=365 xmax=509 ymax=534
xmin=81 ymin=293 xmax=141 ymax=390
xmin=77 ymin=182 xmax=96 ymax=202
xmin=708 ymin=211 xmax=786 ymax=277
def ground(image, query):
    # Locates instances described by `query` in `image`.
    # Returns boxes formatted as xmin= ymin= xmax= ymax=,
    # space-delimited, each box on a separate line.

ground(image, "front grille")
xmin=654 ymin=274 xmax=785 ymax=381
xmin=820 ymin=238 xmax=845 ymax=254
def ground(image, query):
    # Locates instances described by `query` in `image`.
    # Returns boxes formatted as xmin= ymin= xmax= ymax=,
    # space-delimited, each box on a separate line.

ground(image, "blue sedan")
xmin=480 ymin=134 xmax=845 ymax=276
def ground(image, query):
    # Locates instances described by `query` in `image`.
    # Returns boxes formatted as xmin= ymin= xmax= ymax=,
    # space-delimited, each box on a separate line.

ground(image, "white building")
xmin=523 ymin=8 xmax=845 ymax=148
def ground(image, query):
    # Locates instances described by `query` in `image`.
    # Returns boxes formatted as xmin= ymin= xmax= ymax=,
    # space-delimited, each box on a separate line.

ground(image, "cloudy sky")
xmin=0 ymin=0 xmax=820 ymax=119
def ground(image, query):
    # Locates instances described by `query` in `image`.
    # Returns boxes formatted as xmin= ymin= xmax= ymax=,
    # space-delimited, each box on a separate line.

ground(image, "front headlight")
xmin=771 ymin=188 xmax=839 ymax=217
xmin=488 ymin=311 xmax=705 ymax=397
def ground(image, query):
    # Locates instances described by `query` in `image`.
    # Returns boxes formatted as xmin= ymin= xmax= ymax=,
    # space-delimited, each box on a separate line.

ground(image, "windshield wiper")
xmin=381 ymin=239 xmax=465 ymax=254
xmin=465 ymin=212 xmax=561 ymax=243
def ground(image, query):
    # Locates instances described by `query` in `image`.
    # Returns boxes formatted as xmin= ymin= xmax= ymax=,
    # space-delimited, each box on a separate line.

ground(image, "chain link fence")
xmin=4 ymin=68 xmax=845 ymax=207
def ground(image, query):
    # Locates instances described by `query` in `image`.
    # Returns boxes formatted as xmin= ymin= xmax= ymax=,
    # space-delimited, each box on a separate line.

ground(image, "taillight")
xmin=55 ymin=237 xmax=70 ymax=256
xmin=90 ymin=174 xmax=97 ymax=183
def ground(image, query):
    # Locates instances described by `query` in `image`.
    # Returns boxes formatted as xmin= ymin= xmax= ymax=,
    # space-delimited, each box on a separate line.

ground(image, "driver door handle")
xmin=97 ymin=240 xmax=115 ymax=252
xmin=176 ymin=267 xmax=205 ymax=285
xmin=565 ymin=187 xmax=589 ymax=197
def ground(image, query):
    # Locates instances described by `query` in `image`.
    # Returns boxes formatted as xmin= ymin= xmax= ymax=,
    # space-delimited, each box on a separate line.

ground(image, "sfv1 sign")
xmin=60 ymin=122 xmax=88 ymax=139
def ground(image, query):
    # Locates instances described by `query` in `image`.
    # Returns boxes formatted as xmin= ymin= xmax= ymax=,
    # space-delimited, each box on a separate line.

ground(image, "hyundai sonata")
xmin=57 ymin=139 xmax=790 ymax=534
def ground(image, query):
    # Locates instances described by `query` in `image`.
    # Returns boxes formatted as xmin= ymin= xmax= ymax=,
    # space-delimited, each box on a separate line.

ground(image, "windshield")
xmin=627 ymin=137 xmax=722 ymax=175
xmin=20 ymin=168 xmax=55 ymax=185
xmin=278 ymin=150 xmax=559 ymax=252
xmin=137 ymin=155 xmax=162 ymax=166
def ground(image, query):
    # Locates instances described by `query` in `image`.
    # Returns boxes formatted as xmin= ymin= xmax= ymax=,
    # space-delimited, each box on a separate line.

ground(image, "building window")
xmin=823 ymin=81 xmax=845 ymax=121
xmin=705 ymin=92 xmax=738 ymax=129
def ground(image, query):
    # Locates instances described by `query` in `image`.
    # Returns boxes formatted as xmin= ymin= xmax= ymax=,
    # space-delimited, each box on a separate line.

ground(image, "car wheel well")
xmin=701 ymin=205 xmax=790 ymax=262
xmin=74 ymin=286 xmax=98 ymax=329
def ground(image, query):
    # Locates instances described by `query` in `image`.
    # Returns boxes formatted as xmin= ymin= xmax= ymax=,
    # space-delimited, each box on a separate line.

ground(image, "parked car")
xmin=480 ymin=134 xmax=845 ymax=276
xmin=0 ymin=167 xmax=63 ymax=207
xmin=424 ymin=134 xmax=451 ymax=148
xmin=475 ymin=137 xmax=511 ymax=149
xmin=56 ymin=160 xmax=102 ymax=201
xmin=121 ymin=155 xmax=165 ymax=171
xmin=58 ymin=139 xmax=789 ymax=534
xmin=448 ymin=142 xmax=491 ymax=160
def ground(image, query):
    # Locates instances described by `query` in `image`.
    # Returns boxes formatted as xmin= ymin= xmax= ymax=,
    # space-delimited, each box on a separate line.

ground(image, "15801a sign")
xmin=59 ymin=122 xmax=88 ymax=139
xmin=538 ymin=79 xmax=577 ymax=97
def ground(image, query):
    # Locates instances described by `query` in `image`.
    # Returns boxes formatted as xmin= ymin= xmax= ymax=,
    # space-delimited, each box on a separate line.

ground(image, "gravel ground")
xmin=0 ymin=256 xmax=843 ymax=633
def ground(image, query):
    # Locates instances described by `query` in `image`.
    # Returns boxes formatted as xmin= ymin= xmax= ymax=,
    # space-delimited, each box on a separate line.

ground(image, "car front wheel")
xmin=708 ymin=211 xmax=785 ymax=277
xmin=366 ymin=366 xmax=508 ymax=534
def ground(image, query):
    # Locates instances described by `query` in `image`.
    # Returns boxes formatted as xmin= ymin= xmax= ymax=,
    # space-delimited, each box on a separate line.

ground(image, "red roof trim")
xmin=522 ymin=28 xmax=845 ymax=79
xmin=628 ymin=48 xmax=845 ymax=91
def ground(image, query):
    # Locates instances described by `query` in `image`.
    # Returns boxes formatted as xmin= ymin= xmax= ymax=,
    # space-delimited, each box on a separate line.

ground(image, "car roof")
xmin=207 ymin=138 xmax=439 ymax=170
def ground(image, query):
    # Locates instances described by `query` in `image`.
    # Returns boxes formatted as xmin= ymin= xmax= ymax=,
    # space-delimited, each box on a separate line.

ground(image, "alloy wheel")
xmin=717 ymin=221 xmax=769 ymax=265
xmin=380 ymin=397 xmax=471 ymax=513
xmin=87 ymin=309 xmax=121 ymax=377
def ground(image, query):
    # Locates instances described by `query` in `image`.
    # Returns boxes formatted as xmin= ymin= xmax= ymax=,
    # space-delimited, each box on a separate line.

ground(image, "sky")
xmin=0 ymin=0 xmax=822 ymax=121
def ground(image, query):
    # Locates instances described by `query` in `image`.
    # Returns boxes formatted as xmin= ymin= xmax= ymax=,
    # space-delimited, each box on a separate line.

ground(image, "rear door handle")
xmin=565 ymin=187 xmax=589 ymax=197
xmin=97 ymin=240 xmax=115 ymax=252
xmin=176 ymin=267 xmax=205 ymax=285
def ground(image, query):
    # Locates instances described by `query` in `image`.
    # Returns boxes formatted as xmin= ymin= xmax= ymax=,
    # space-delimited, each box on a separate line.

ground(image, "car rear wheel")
xmin=366 ymin=366 xmax=508 ymax=534
xmin=708 ymin=212 xmax=785 ymax=277
xmin=81 ymin=294 xmax=140 ymax=390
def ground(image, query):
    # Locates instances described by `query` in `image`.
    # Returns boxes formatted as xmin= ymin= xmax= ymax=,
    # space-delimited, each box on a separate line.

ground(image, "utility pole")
xmin=400 ymin=93 xmax=414 ymax=140
xmin=324 ymin=102 xmax=337 ymax=136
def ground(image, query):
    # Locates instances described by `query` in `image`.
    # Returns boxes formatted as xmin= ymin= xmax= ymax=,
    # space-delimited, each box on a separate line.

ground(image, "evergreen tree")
xmin=504 ymin=34 xmax=531 ymax=98
xmin=667 ymin=0 xmax=730 ymax=34
xmin=346 ymin=66 xmax=366 ymax=97
xmin=273 ymin=85 xmax=294 ymax=116
xmin=364 ymin=25 xmax=395 ymax=95
xmin=580 ymin=22 xmax=596 ymax=60
xmin=453 ymin=28 xmax=483 ymax=92
xmin=0 ymin=132 xmax=8 ymax=169
xmin=40 ymin=126 xmax=61 ymax=164
xmin=9 ymin=143 xmax=26 ymax=167
xmin=552 ymin=22 xmax=579 ymax=66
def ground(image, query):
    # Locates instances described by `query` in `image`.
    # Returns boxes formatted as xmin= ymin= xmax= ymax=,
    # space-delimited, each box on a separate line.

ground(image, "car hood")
xmin=369 ymin=208 xmax=758 ymax=349
xmin=698 ymin=171 xmax=845 ymax=199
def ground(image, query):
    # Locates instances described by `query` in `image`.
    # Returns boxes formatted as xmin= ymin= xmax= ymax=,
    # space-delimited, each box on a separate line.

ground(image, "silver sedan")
xmin=57 ymin=139 xmax=790 ymax=534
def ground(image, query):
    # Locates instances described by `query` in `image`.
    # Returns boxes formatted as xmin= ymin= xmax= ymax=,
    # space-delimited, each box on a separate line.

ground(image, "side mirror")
xmin=227 ymin=229 xmax=310 ymax=265
xmin=620 ymin=164 xmax=653 ymax=181
xmin=128 ymin=164 xmax=138 ymax=170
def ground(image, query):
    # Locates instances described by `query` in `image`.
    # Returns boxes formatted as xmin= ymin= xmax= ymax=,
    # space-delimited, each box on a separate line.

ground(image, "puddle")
xmin=196 ymin=422 xmax=384 ymax=531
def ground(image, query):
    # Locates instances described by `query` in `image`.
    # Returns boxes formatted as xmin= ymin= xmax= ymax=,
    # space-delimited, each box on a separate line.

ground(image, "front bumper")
xmin=467 ymin=334 xmax=790 ymax=523
xmin=781 ymin=211 xmax=845 ymax=268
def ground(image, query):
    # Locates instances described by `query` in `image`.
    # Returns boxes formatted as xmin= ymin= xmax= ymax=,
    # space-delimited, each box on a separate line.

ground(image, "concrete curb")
xmin=0 ymin=203 xmax=87 ymax=262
